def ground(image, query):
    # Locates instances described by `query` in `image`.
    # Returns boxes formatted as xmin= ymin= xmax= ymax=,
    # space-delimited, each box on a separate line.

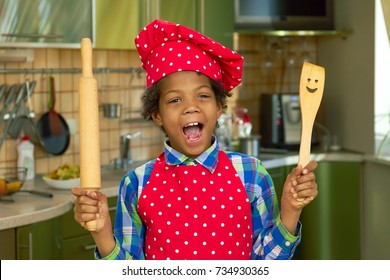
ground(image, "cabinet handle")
xmin=146 ymin=0 xmax=151 ymax=23
xmin=28 ymin=232 xmax=33 ymax=260
xmin=155 ymin=0 xmax=160 ymax=19
xmin=199 ymin=0 xmax=205 ymax=34
xmin=2 ymin=33 xmax=64 ymax=39
xmin=84 ymin=244 xmax=96 ymax=251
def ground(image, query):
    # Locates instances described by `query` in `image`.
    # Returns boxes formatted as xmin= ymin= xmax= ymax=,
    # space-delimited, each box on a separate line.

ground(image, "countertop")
xmin=0 ymin=151 xmax=373 ymax=231
xmin=0 ymin=176 xmax=121 ymax=231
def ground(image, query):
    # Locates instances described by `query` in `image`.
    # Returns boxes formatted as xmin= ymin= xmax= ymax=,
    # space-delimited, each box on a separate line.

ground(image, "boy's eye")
xmin=168 ymin=97 xmax=181 ymax=104
xmin=199 ymin=93 xmax=211 ymax=99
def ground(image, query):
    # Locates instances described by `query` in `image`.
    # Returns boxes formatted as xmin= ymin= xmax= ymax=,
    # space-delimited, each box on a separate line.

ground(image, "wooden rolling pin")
xmin=79 ymin=38 xmax=101 ymax=231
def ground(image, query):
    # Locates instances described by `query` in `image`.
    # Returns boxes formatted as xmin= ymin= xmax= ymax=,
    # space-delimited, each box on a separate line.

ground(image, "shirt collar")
xmin=163 ymin=135 xmax=220 ymax=173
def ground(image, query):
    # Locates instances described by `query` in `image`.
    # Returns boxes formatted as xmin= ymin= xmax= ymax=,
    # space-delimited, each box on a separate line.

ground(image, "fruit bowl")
xmin=42 ymin=163 xmax=80 ymax=190
xmin=42 ymin=176 xmax=80 ymax=190
xmin=0 ymin=167 xmax=27 ymax=197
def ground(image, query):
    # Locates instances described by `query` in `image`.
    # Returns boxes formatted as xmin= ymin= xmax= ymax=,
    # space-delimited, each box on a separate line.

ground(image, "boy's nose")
xmin=183 ymin=103 xmax=200 ymax=114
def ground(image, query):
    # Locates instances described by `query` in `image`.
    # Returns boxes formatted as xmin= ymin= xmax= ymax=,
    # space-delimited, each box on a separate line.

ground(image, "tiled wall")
xmin=0 ymin=48 xmax=164 ymax=174
xmin=0 ymin=36 xmax=317 ymax=174
xmin=235 ymin=34 xmax=317 ymax=135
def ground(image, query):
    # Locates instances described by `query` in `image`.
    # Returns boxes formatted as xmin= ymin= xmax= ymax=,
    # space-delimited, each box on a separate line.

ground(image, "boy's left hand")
xmin=279 ymin=161 xmax=318 ymax=235
xmin=281 ymin=161 xmax=318 ymax=210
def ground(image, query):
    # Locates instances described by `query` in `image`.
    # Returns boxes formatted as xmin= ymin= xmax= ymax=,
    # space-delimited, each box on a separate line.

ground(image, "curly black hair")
xmin=141 ymin=73 xmax=232 ymax=121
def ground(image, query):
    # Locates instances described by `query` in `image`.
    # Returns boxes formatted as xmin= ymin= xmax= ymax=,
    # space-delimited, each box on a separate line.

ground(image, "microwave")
xmin=234 ymin=0 xmax=334 ymax=30
xmin=260 ymin=93 xmax=318 ymax=150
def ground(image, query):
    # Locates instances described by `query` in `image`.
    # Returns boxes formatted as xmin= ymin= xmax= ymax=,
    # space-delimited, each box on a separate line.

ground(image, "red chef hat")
xmin=135 ymin=19 xmax=243 ymax=91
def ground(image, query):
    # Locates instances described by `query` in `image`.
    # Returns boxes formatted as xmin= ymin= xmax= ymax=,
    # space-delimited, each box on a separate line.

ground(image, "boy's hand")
xmin=280 ymin=161 xmax=318 ymax=234
xmin=71 ymin=187 xmax=111 ymax=232
xmin=281 ymin=161 xmax=318 ymax=211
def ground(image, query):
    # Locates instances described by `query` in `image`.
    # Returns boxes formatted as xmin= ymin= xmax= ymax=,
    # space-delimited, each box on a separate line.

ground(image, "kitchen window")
xmin=375 ymin=0 xmax=390 ymax=157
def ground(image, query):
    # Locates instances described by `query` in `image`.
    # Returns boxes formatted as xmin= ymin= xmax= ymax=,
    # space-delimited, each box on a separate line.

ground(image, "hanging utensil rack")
xmin=0 ymin=67 xmax=144 ymax=75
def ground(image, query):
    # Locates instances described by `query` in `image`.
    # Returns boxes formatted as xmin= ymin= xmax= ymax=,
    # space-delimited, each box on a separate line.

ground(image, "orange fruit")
xmin=6 ymin=181 xmax=23 ymax=193
xmin=0 ymin=179 xmax=8 ymax=196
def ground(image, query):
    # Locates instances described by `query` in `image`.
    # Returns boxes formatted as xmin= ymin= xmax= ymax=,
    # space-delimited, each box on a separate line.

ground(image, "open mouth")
xmin=183 ymin=122 xmax=203 ymax=141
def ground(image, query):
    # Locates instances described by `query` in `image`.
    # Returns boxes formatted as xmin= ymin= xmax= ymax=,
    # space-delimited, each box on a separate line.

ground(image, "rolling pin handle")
xmin=81 ymin=38 xmax=93 ymax=78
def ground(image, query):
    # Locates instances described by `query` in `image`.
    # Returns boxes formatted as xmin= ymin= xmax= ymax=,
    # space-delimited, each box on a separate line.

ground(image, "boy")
xmin=71 ymin=19 xmax=318 ymax=260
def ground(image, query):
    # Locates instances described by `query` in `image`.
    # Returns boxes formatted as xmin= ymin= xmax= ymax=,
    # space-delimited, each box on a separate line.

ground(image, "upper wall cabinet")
xmin=0 ymin=0 xmax=234 ymax=50
xmin=0 ymin=0 xmax=93 ymax=48
xmin=139 ymin=0 xmax=235 ymax=49
xmin=94 ymin=0 xmax=140 ymax=49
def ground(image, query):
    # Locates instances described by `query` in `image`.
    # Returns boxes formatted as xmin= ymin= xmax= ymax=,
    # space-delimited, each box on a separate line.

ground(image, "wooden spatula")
xmin=79 ymin=38 xmax=101 ymax=231
xmin=298 ymin=62 xmax=325 ymax=169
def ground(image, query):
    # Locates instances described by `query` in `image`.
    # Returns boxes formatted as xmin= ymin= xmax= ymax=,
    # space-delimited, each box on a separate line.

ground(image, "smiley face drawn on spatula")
xmin=306 ymin=78 xmax=319 ymax=93
xmin=302 ymin=64 xmax=324 ymax=94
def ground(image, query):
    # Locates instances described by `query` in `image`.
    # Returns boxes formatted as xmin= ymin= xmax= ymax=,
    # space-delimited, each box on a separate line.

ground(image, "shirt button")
xmin=285 ymin=241 xmax=291 ymax=247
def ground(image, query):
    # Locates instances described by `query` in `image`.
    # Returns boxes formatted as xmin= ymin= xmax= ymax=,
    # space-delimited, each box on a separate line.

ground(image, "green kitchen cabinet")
xmin=0 ymin=0 xmax=92 ymax=48
xmin=95 ymin=0 xmax=140 ymax=49
xmin=16 ymin=218 xmax=62 ymax=260
xmin=60 ymin=208 xmax=96 ymax=260
xmin=362 ymin=160 xmax=390 ymax=259
xmin=60 ymin=196 xmax=118 ymax=260
xmin=200 ymin=0 xmax=235 ymax=49
xmin=0 ymin=228 xmax=16 ymax=259
xmin=139 ymin=0 xmax=235 ymax=49
xmin=268 ymin=161 xmax=361 ymax=260
xmin=296 ymin=161 xmax=361 ymax=260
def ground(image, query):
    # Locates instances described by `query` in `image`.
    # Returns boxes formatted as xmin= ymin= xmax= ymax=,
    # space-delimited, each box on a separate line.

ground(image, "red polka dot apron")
xmin=138 ymin=151 xmax=253 ymax=260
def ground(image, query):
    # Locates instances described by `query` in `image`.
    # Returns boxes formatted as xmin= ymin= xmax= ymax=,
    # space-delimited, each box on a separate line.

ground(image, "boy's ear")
xmin=151 ymin=111 xmax=163 ymax=127
xmin=216 ymin=103 xmax=223 ymax=118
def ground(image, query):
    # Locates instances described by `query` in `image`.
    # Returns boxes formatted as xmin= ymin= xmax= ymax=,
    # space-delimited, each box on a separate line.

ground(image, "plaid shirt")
xmin=97 ymin=137 xmax=301 ymax=260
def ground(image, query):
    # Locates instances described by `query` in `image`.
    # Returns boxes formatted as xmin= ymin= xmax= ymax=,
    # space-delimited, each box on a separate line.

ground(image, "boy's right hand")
xmin=71 ymin=187 xmax=111 ymax=232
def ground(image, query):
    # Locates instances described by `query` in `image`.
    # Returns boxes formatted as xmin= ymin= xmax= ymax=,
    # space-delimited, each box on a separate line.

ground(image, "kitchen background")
xmin=0 ymin=47 xmax=165 ymax=174
xmin=0 ymin=36 xmax=319 ymax=174
xmin=0 ymin=0 xmax=321 ymax=174
xmin=0 ymin=0 xmax=390 ymax=260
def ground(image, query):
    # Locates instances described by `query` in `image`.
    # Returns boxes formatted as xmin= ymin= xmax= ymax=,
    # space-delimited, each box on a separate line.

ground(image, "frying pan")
xmin=36 ymin=78 xmax=70 ymax=155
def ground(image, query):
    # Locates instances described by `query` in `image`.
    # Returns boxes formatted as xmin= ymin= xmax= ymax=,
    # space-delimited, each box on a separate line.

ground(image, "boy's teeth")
xmin=185 ymin=122 xmax=199 ymax=127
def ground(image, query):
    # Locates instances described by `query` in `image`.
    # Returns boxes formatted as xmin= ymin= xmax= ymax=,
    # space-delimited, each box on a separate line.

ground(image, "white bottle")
xmin=17 ymin=136 xmax=35 ymax=180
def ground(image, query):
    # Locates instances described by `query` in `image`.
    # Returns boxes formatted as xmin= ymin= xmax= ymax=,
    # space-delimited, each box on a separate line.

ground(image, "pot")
xmin=101 ymin=103 xmax=122 ymax=118
xmin=239 ymin=135 xmax=261 ymax=158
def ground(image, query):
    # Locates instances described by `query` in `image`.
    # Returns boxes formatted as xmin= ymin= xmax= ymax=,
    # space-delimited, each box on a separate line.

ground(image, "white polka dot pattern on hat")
xmin=135 ymin=19 xmax=243 ymax=91
xmin=138 ymin=151 xmax=253 ymax=260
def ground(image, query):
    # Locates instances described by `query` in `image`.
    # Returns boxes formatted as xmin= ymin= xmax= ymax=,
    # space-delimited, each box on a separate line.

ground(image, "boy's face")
xmin=152 ymin=71 xmax=222 ymax=158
